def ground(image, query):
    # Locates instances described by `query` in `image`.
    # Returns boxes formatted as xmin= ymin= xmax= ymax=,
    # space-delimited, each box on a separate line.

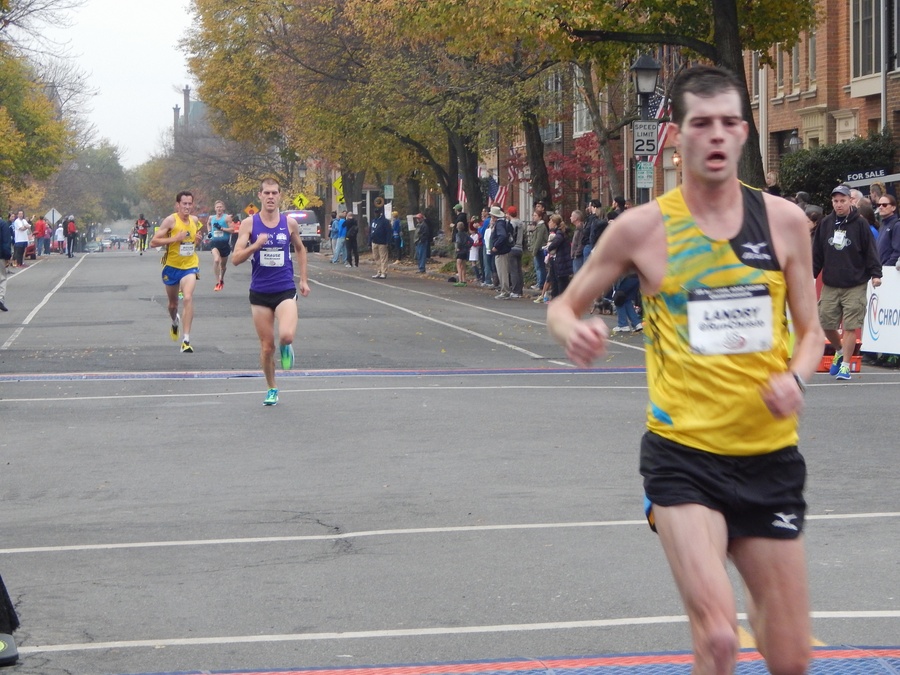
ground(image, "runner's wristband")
xmin=792 ymin=372 xmax=807 ymax=394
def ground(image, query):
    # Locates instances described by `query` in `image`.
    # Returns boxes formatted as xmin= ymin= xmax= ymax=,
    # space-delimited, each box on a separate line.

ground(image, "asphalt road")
xmin=0 ymin=249 xmax=898 ymax=675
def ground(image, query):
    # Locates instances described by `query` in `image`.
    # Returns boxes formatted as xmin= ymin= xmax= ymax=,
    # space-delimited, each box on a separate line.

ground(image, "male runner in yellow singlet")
xmin=150 ymin=190 xmax=202 ymax=353
xmin=548 ymin=66 xmax=824 ymax=675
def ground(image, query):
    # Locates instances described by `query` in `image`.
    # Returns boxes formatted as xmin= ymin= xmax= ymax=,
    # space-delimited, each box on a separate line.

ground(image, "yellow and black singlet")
xmin=160 ymin=213 xmax=201 ymax=270
xmin=644 ymin=185 xmax=795 ymax=456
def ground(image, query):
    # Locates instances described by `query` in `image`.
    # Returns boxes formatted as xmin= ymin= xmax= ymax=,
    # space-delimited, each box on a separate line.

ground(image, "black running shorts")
xmin=249 ymin=288 xmax=297 ymax=311
xmin=640 ymin=431 xmax=806 ymax=540
xmin=210 ymin=239 xmax=231 ymax=257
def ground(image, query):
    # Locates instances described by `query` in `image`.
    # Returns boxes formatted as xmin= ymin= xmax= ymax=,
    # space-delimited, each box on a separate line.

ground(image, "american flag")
xmin=507 ymin=147 xmax=520 ymax=184
xmin=488 ymin=176 xmax=499 ymax=200
xmin=492 ymin=185 xmax=509 ymax=208
xmin=648 ymin=88 xmax=672 ymax=167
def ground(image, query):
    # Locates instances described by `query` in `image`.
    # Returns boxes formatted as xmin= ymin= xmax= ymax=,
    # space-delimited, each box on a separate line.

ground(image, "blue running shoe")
xmin=263 ymin=388 xmax=279 ymax=406
xmin=835 ymin=363 xmax=851 ymax=381
xmin=828 ymin=352 xmax=843 ymax=376
xmin=280 ymin=343 xmax=294 ymax=370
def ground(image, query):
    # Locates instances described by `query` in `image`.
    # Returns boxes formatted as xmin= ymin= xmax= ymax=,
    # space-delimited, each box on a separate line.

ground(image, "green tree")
xmin=41 ymin=143 xmax=132 ymax=224
xmin=0 ymin=46 xmax=69 ymax=200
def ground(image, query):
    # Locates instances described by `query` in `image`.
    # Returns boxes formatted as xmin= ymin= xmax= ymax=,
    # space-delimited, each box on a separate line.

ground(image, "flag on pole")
xmin=488 ymin=176 xmax=499 ymax=200
xmin=649 ymin=89 xmax=672 ymax=167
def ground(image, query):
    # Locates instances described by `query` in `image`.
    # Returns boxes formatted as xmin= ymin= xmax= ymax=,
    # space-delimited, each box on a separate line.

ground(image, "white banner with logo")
xmin=862 ymin=267 xmax=900 ymax=353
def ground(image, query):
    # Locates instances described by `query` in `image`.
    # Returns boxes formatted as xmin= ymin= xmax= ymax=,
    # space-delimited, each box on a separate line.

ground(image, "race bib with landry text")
xmin=686 ymin=284 xmax=773 ymax=355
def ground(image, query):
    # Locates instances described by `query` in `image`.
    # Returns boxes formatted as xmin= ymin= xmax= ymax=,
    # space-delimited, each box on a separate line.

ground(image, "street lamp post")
xmin=631 ymin=54 xmax=661 ymax=205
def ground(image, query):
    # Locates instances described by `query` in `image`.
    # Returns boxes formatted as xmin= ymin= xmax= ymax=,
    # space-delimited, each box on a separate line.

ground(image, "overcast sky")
xmin=44 ymin=0 xmax=194 ymax=169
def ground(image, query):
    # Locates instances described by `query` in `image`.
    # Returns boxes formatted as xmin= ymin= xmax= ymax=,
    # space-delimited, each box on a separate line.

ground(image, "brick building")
xmin=747 ymin=0 xmax=898 ymax=193
xmin=492 ymin=2 xmax=900 ymax=216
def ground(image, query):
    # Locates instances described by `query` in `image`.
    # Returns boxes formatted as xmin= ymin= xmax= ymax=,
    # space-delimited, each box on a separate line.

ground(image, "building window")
xmin=808 ymin=30 xmax=817 ymax=85
xmin=572 ymin=68 xmax=592 ymax=138
xmin=776 ymin=46 xmax=785 ymax=93
xmin=540 ymin=71 xmax=563 ymax=143
xmin=751 ymin=52 xmax=760 ymax=100
xmin=792 ymin=44 xmax=801 ymax=91
xmin=852 ymin=0 xmax=881 ymax=79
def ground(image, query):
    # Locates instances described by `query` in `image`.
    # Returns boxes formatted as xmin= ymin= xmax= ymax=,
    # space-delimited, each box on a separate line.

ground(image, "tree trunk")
xmin=341 ymin=169 xmax=367 ymax=213
xmin=523 ymin=110 xmax=553 ymax=210
xmin=713 ymin=0 xmax=766 ymax=188
xmin=597 ymin=129 xmax=622 ymax=201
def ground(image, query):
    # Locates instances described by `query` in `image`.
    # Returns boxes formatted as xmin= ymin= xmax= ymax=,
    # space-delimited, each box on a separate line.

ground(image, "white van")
xmin=283 ymin=210 xmax=321 ymax=252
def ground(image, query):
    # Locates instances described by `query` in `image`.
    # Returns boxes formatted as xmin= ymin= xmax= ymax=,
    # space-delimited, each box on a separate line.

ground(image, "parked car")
xmin=282 ymin=210 xmax=321 ymax=252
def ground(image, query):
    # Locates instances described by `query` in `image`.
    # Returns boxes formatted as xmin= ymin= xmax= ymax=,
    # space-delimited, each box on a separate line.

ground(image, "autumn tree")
xmin=0 ymin=45 xmax=69 ymax=203
xmin=558 ymin=0 xmax=818 ymax=187
xmin=41 ymin=143 xmax=132 ymax=224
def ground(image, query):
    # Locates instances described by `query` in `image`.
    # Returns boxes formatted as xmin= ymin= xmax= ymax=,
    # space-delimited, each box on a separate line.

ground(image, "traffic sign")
xmin=44 ymin=208 xmax=62 ymax=224
xmin=636 ymin=161 xmax=654 ymax=188
xmin=633 ymin=120 xmax=659 ymax=156
xmin=245 ymin=204 xmax=259 ymax=216
xmin=333 ymin=177 xmax=344 ymax=205
xmin=383 ymin=184 xmax=394 ymax=200
xmin=292 ymin=193 xmax=309 ymax=209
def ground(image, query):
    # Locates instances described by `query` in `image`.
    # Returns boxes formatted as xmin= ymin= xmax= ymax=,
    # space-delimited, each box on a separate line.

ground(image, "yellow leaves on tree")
xmin=0 ymin=48 xmax=69 ymax=192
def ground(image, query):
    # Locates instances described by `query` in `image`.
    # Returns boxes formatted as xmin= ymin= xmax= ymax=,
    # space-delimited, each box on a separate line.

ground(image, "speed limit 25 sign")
xmin=633 ymin=121 xmax=659 ymax=156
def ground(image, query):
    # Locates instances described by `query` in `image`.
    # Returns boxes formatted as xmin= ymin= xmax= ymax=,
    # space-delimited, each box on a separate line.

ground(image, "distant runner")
xmin=150 ymin=191 xmax=202 ymax=353
xmin=205 ymin=200 xmax=232 ymax=291
xmin=135 ymin=214 xmax=150 ymax=254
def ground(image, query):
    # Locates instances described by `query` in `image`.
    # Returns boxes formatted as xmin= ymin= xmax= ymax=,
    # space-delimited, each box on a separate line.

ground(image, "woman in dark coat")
xmin=546 ymin=214 xmax=573 ymax=298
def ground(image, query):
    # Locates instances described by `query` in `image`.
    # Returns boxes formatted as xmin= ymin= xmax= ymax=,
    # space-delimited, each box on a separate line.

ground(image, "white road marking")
xmin=2 ymin=512 xmax=896 ymax=555
xmin=16 ymin=610 xmax=900 ymax=655
xmin=309 ymin=278 xmax=547 ymax=359
xmin=308 ymin=272 xmax=649 ymax=355
xmin=1 ymin=383 xmax=650 ymax=404
xmin=1 ymin=255 xmax=87 ymax=350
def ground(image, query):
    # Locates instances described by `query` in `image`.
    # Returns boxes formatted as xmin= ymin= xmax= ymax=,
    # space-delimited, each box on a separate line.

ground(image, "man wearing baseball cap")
xmin=812 ymin=184 xmax=883 ymax=380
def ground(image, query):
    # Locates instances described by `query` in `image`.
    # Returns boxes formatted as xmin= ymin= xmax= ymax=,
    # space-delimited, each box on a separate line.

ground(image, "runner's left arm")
xmin=288 ymin=217 xmax=310 ymax=297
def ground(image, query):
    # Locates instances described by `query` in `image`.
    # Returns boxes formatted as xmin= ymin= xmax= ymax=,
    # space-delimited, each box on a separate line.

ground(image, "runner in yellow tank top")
xmin=150 ymin=191 xmax=202 ymax=353
xmin=161 ymin=211 xmax=201 ymax=270
xmin=547 ymin=66 xmax=824 ymax=675
xmin=645 ymin=184 xmax=795 ymax=455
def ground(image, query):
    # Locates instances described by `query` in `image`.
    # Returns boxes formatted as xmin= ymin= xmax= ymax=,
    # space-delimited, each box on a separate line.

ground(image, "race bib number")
xmin=686 ymin=284 xmax=773 ymax=355
xmin=179 ymin=242 xmax=195 ymax=256
xmin=260 ymin=249 xmax=285 ymax=267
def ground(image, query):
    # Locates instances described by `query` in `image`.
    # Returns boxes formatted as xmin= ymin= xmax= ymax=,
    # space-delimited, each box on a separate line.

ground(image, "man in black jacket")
xmin=369 ymin=212 xmax=392 ymax=278
xmin=488 ymin=206 xmax=512 ymax=298
xmin=812 ymin=184 xmax=882 ymax=380
xmin=344 ymin=211 xmax=360 ymax=267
